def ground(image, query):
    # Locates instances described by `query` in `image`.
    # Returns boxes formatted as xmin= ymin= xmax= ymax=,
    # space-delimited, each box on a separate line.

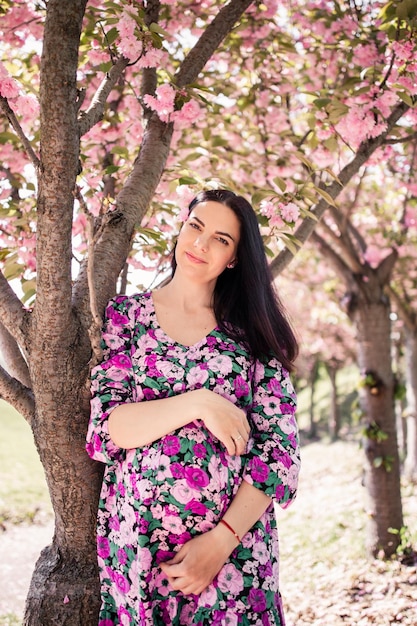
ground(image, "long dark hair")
xmin=171 ymin=189 xmax=299 ymax=370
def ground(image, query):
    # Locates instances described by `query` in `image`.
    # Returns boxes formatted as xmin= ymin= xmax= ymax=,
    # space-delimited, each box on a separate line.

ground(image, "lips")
xmin=185 ymin=251 xmax=206 ymax=264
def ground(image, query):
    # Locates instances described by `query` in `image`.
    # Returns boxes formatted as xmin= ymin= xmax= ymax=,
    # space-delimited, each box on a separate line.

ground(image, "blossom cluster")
xmin=0 ymin=62 xmax=39 ymax=119
xmin=260 ymin=199 xmax=300 ymax=227
xmin=143 ymin=84 xmax=202 ymax=129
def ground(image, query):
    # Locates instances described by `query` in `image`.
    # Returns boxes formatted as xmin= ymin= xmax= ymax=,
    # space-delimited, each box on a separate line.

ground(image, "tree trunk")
xmin=325 ymin=362 xmax=340 ymax=440
xmin=403 ymin=327 xmax=417 ymax=481
xmin=308 ymin=359 xmax=319 ymax=438
xmin=352 ymin=291 xmax=403 ymax=557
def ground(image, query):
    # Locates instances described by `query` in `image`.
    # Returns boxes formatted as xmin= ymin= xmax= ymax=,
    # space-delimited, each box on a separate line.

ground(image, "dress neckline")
xmin=148 ymin=291 xmax=219 ymax=349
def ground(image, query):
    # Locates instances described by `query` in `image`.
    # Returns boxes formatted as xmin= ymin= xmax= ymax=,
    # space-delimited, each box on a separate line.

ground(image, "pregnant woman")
xmin=86 ymin=188 xmax=301 ymax=625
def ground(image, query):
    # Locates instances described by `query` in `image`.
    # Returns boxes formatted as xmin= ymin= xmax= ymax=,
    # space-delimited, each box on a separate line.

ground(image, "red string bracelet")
xmin=220 ymin=518 xmax=241 ymax=543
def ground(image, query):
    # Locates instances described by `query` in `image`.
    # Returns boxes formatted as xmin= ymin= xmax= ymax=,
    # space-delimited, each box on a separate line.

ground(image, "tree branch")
xmin=310 ymin=231 xmax=355 ymax=285
xmin=269 ymin=101 xmax=409 ymax=278
xmin=141 ymin=0 xmax=160 ymax=100
xmin=0 ymin=323 xmax=31 ymax=387
xmin=317 ymin=220 xmax=363 ymax=274
xmin=175 ymin=0 xmax=255 ymax=87
xmin=0 ymin=364 xmax=35 ymax=425
xmin=77 ymin=57 xmax=130 ymax=137
xmin=0 ymin=270 xmax=30 ymax=352
xmin=0 ymin=96 xmax=41 ymax=170
xmin=386 ymin=284 xmax=416 ymax=331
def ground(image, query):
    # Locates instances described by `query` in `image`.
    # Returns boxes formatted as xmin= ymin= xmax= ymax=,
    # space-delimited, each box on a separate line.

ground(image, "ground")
xmin=0 ymin=439 xmax=416 ymax=625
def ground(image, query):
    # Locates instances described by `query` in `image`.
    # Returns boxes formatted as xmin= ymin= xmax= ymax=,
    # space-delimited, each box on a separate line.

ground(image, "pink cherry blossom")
xmin=172 ymin=99 xmax=202 ymax=129
xmin=280 ymin=202 xmax=300 ymax=222
xmin=143 ymin=84 xmax=176 ymax=122
xmin=137 ymin=47 xmax=165 ymax=69
xmin=0 ymin=75 xmax=19 ymax=99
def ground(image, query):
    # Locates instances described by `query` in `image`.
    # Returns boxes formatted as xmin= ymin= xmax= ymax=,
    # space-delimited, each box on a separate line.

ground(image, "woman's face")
xmin=175 ymin=200 xmax=240 ymax=284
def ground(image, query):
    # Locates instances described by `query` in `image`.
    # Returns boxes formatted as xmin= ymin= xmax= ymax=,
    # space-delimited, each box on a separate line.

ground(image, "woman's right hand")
xmin=188 ymin=388 xmax=250 ymax=455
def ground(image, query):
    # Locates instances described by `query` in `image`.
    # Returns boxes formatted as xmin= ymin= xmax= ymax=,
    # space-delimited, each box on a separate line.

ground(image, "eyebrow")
xmin=192 ymin=216 xmax=236 ymax=242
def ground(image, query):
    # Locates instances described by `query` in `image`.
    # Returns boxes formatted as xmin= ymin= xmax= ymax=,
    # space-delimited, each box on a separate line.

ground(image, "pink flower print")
xmin=107 ymin=307 xmax=129 ymax=327
xmin=99 ymin=620 xmax=114 ymax=626
xmin=138 ymin=518 xmax=149 ymax=533
xmin=102 ymin=332 xmax=126 ymax=350
xmin=111 ymin=353 xmax=132 ymax=369
xmin=137 ymin=546 xmax=152 ymax=571
xmin=288 ymin=464 xmax=300 ymax=489
xmin=276 ymin=451 xmax=292 ymax=469
xmin=233 ymin=375 xmax=249 ymax=398
xmin=161 ymin=514 xmax=186 ymax=535
xmin=259 ymin=561 xmax=273 ymax=578
xmin=157 ymin=360 xmax=184 ymax=381
xmin=169 ymin=530 xmax=192 ymax=546
xmin=217 ymin=563 xmax=244 ymax=594
xmin=153 ymin=454 xmax=172 ymax=481
xmin=136 ymin=478 xmax=154 ymax=500
xmin=117 ymin=606 xmax=132 ymax=626
xmin=275 ymin=484 xmax=285 ymax=501
xmin=170 ymin=462 xmax=185 ymax=479
xmin=163 ymin=435 xmax=181 ymax=456
xmin=260 ymin=395 xmax=282 ymax=416
xmin=248 ymin=587 xmax=267 ymax=612
xmin=143 ymin=388 xmax=156 ymax=400
xmin=253 ymin=540 xmax=269 ymax=565
xmin=154 ymin=570 xmax=172 ymax=597
xmin=198 ymin=584 xmax=218 ymax=608
xmin=254 ymin=362 xmax=265 ymax=383
xmin=184 ymin=466 xmax=210 ymax=490
xmin=133 ymin=333 xmax=158 ymax=355
xmin=114 ymin=571 xmax=130 ymax=594
xmin=97 ymin=536 xmax=110 ymax=559
xmin=207 ymin=354 xmax=233 ymax=375
xmin=186 ymin=365 xmax=209 ymax=387
xmin=250 ymin=457 xmax=269 ymax=483
xmin=279 ymin=415 xmax=297 ymax=434
xmin=185 ymin=499 xmax=207 ymax=515
xmin=117 ymin=548 xmax=128 ymax=565
xmin=171 ymin=480 xmax=193 ymax=504
xmin=102 ymin=365 xmax=130 ymax=382
xmin=193 ymin=442 xmax=206 ymax=458
xmin=180 ymin=603 xmax=197 ymax=623
xmin=267 ymin=378 xmax=282 ymax=396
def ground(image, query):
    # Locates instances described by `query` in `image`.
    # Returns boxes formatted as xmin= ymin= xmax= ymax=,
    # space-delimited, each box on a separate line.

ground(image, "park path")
xmin=0 ymin=521 xmax=53 ymax=619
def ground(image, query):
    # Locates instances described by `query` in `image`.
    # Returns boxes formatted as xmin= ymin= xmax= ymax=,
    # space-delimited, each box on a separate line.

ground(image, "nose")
xmin=194 ymin=234 xmax=209 ymax=252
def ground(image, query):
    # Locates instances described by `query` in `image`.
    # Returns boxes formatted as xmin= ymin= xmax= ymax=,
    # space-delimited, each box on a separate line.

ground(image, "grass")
xmin=0 ymin=400 xmax=52 ymax=525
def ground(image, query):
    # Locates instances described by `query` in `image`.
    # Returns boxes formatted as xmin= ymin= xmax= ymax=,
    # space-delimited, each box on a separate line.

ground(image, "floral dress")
xmin=86 ymin=292 xmax=300 ymax=626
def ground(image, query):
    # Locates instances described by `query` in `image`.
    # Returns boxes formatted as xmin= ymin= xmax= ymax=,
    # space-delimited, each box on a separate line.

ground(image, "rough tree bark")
xmin=325 ymin=362 xmax=341 ymax=441
xmin=310 ymin=233 xmax=403 ymax=557
xmin=403 ymin=328 xmax=417 ymax=481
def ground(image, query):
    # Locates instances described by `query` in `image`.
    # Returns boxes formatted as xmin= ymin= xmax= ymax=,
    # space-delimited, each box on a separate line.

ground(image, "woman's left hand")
xmin=160 ymin=525 xmax=238 ymax=595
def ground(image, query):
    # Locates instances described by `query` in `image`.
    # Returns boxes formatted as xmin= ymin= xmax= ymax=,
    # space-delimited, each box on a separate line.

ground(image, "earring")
xmin=227 ymin=260 xmax=237 ymax=269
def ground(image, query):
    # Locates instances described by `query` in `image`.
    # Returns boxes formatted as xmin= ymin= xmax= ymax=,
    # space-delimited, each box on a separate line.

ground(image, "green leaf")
xmin=105 ymin=27 xmax=119 ymax=45
xmin=313 ymin=98 xmax=331 ymax=109
xmin=104 ymin=165 xmax=120 ymax=175
xmin=273 ymin=176 xmax=287 ymax=192
xmin=149 ymin=22 xmax=170 ymax=38
xmin=397 ymin=91 xmax=414 ymax=107
xmin=294 ymin=151 xmax=315 ymax=171
xmin=313 ymin=185 xmax=338 ymax=208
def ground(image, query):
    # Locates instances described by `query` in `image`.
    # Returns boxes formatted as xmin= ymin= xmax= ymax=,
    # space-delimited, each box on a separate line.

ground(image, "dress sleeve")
xmin=86 ymin=295 xmax=135 ymax=465
xmin=243 ymin=356 xmax=300 ymax=508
